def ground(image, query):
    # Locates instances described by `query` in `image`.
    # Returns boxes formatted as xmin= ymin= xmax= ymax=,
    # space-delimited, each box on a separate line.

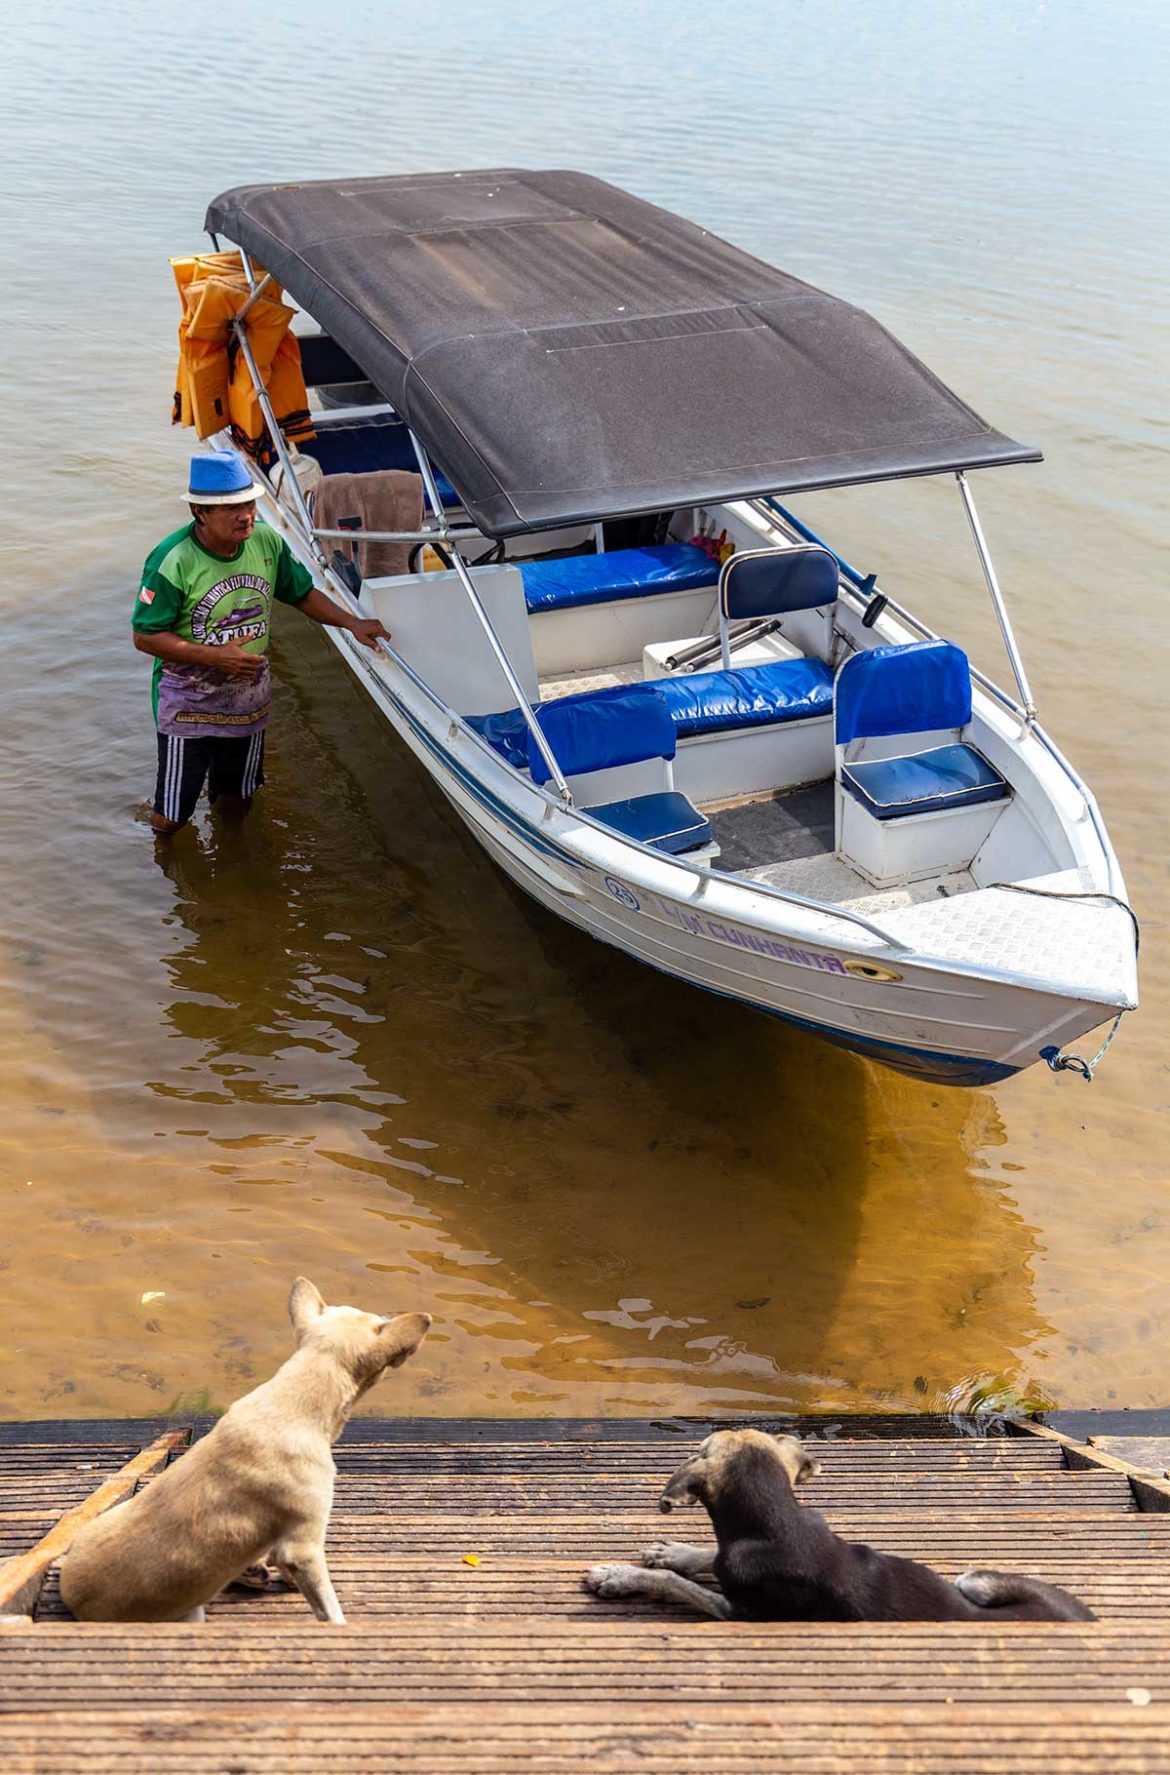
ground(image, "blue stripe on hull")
xmin=356 ymin=653 xmax=1020 ymax=1088
xmin=763 ymin=1011 xmax=1020 ymax=1087
xmin=585 ymin=924 xmax=1022 ymax=1088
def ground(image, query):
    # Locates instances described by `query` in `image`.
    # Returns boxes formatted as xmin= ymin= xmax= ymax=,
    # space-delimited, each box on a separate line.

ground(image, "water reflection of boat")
xmin=149 ymin=625 xmax=1056 ymax=1417
xmin=198 ymin=170 xmax=1137 ymax=1086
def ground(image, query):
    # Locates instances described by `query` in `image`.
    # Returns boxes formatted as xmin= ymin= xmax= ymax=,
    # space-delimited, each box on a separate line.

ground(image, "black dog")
xmin=584 ymin=1429 xmax=1094 ymax=1622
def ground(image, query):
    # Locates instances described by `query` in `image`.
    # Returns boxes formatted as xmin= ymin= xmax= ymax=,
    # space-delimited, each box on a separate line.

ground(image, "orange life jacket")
xmin=170 ymin=252 xmax=314 ymax=458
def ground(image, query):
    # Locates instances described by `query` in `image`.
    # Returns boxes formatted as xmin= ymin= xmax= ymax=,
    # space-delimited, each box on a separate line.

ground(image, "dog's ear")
xmin=289 ymin=1277 xmax=326 ymax=1342
xmin=379 ymin=1310 xmax=433 ymax=1368
xmin=793 ymin=1450 xmax=820 ymax=1486
xmin=773 ymin=1435 xmax=820 ymax=1488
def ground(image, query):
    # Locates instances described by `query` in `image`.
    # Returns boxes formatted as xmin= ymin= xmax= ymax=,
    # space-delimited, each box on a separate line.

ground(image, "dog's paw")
xmin=229 ymin=1562 xmax=278 ymax=1592
xmin=642 ymin=1541 xmax=692 ymax=1570
xmin=583 ymin=1562 xmax=643 ymax=1598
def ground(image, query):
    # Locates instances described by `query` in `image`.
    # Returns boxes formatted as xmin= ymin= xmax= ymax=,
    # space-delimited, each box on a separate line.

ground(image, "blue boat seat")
xmin=521 ymin=684 xmax=714 ymax=855
xmin=526 ymin=683 xmax=676 ymax=784
xmin=466 ymin=654 xmax=833 ymax=771
xmin=834 ymin=639 xmax=1011 ymax=879
xmin=842 ymin=743 xmax=1007 ymax=820
xmin=655 ymin=657 xmax=834 ymax=738
xmin=519 ymin=544 xmax=716 ymax=614
xmin=585 ymin=791 xmax=714 ymax=854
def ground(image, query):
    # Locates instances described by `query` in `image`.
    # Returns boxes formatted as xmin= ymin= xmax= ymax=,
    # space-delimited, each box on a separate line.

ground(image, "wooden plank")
xmin=0 ymin=1432 xmax=189 ymax=1618
xmin=1015 ymin=1419 xmax=1170 ymax=1512
xmin=1 ymin=1704 xmax=1169 ymax=1772
xmin=3 ymin=1621 xmax=1169 ymax=1705
xmin=0 ymin=1422 xmax=184 ymax=1448
xmin=317 ymin=1414 xmax=1001 ymax=1445
xmin=1091 ymin=1437 xmax=1170 ymax=1475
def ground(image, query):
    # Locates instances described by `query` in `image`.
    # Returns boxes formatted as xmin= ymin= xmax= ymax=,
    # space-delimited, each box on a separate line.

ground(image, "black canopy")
xmin=207 ymin=170 xmax=1040 ymax=538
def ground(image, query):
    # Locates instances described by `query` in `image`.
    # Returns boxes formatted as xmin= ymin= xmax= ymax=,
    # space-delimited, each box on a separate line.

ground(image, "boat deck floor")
xmin=538 ymin=667 xmax=978 ymax=913
xmin=4 ymin=1416 xmax=1170 ymax=1770
xmin=708 ymin=783 xmax=976 ymax=911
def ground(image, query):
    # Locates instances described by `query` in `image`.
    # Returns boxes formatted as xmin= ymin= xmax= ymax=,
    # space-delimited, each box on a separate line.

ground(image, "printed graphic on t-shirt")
xmin=187 ymin=572 xmax=272 ymax=648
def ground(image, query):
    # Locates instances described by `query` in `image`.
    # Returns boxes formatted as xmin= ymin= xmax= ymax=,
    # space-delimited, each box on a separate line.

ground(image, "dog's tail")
xmin=956 ymin=1568 xmax=1095 ymax=1621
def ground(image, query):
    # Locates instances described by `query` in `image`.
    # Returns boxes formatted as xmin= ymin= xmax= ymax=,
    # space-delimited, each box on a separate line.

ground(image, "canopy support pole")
xmin=406 ymin=430 xmax=573 ymax=803
xmin=235 ymin=270 xmax=274 ymax=323
xmin=955 ymin=472 xmax=1037 ymax=724
xmin=232 ymin=250 xmax=325 ymax=562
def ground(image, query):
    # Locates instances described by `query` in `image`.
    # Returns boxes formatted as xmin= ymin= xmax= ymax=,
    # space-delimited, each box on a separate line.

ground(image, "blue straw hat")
xmin=185 ymin=451 xmax=258 ymax=506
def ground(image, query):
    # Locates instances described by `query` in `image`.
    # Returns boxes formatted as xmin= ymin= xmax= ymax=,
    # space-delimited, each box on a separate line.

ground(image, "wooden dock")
xmin=3 ymin=1416 xmax=1170 ymax=1771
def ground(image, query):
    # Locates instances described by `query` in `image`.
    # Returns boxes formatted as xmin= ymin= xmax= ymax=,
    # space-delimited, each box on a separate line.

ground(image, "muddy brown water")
xmin=1 ymin=0 xmax=1166 ymax=1419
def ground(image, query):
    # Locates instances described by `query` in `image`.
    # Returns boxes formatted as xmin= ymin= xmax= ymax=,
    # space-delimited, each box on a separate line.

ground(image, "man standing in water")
xmin=133 ymin=451 xmax=387 ymax=834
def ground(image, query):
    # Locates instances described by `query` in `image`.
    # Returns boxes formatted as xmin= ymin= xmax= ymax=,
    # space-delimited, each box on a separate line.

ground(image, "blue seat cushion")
xmin=527 ymin=684 xmax=675 ymax=786
xmin=465 ymin=707 xmax=538 ymax=770
xmin=586 ymin=791 xmax=714 ymax=855
xmin=842 ymin=743 xmax=1008 ymax=820
xmin=467 ymin=657 xmax=833 ymax=773
xmin=655 ymin=657 xmax=834 ymax=739
xmin=520 ymin=544 xmax=716 ymax=613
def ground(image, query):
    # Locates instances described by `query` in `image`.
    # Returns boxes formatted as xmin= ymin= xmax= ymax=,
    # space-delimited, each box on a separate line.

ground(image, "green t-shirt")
xmin=132 ymin=521 xmax=313 ymax=732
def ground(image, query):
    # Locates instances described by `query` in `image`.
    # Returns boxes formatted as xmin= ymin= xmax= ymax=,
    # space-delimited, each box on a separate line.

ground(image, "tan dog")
xmin=59 ymin=1278 xmax=431 ymax=1624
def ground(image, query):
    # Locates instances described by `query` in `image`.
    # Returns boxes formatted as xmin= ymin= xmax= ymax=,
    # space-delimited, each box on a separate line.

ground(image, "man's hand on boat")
xmin=296 ymin=586 xmax=390 ymax=651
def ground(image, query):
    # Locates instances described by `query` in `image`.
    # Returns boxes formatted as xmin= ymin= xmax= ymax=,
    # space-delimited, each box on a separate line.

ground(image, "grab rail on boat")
xmin=752 ymin=496 xmax=1120 ymax=895
xmin=312 ymin=526 xmax=480 ymax=545
xmin=367 ymin=653 xmax=911 ymax=951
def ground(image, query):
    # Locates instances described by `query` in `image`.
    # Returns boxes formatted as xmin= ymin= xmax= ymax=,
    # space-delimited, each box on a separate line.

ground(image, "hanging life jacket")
xmin=170 ymin=252 xmax=315 ymax=461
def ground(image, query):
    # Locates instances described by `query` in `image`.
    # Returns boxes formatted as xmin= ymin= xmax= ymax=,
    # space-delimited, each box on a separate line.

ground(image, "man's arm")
xmin=295 ymin=586 xmax=388 ymax=650
xmin=132 ymin=631 xmax=264 ymax=677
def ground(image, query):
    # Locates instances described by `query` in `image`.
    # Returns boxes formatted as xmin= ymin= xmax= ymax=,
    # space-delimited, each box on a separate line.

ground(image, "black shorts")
xmin=153 ymin=730 xmax=266 ymax=826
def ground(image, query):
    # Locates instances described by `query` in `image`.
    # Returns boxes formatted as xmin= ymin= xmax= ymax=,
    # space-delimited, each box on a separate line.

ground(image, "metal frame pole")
xmin=234 ymin=270 xmax=274 ymax=323
xmin=311 ymin=526 xmax=475 ymax=545
xmin=955 ymin=472 xmax=1037 ymax=722
xmin=406 ymin=430 xmax=573 ymax=802
xmin=231 ymin=250 xmax=324 ymax=562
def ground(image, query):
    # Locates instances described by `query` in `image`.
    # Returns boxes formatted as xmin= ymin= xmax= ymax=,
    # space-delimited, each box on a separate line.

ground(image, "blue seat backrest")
xmin=298 ymin=331 xmax=368 ymax=389
xmin=835 ymin=639 xmax=973 ymax=745
xmin=528 ymin=685 xmax=676 ymax=787
xmin=719 ymin=545 xmax=839 ymax=622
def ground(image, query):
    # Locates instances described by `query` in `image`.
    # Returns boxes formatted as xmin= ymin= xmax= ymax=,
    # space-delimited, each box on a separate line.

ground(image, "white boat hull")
xmin=318 ymin=617 xmax=1133 ymax=1089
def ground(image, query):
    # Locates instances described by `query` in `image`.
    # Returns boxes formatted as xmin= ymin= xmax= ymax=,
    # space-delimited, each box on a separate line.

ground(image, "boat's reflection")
xmin=148 ymin=616 xmax=1054 ymax=1416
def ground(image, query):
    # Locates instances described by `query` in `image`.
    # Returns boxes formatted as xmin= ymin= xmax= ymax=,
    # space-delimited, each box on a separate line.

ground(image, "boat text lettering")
xmin=655 ymin=901 xmax=848 ymax=974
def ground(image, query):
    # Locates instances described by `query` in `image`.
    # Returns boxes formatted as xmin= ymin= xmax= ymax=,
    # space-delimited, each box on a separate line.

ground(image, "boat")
xmin=191 ymin=169 xmax=1138 ymax=1087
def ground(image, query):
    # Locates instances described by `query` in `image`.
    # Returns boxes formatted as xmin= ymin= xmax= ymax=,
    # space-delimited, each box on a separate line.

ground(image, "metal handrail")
xmin=312 ymin=527 xmax=472 ymax=545
xmin=403 ymin=428 xmax=573 ymax=803
xmin=755 ymin=494 xmax=1030 ymax=718
xmin=752 ymin=495 xmax=1118 ymax=890
xmin=235 ymin=270 xmax=274 ymax=323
